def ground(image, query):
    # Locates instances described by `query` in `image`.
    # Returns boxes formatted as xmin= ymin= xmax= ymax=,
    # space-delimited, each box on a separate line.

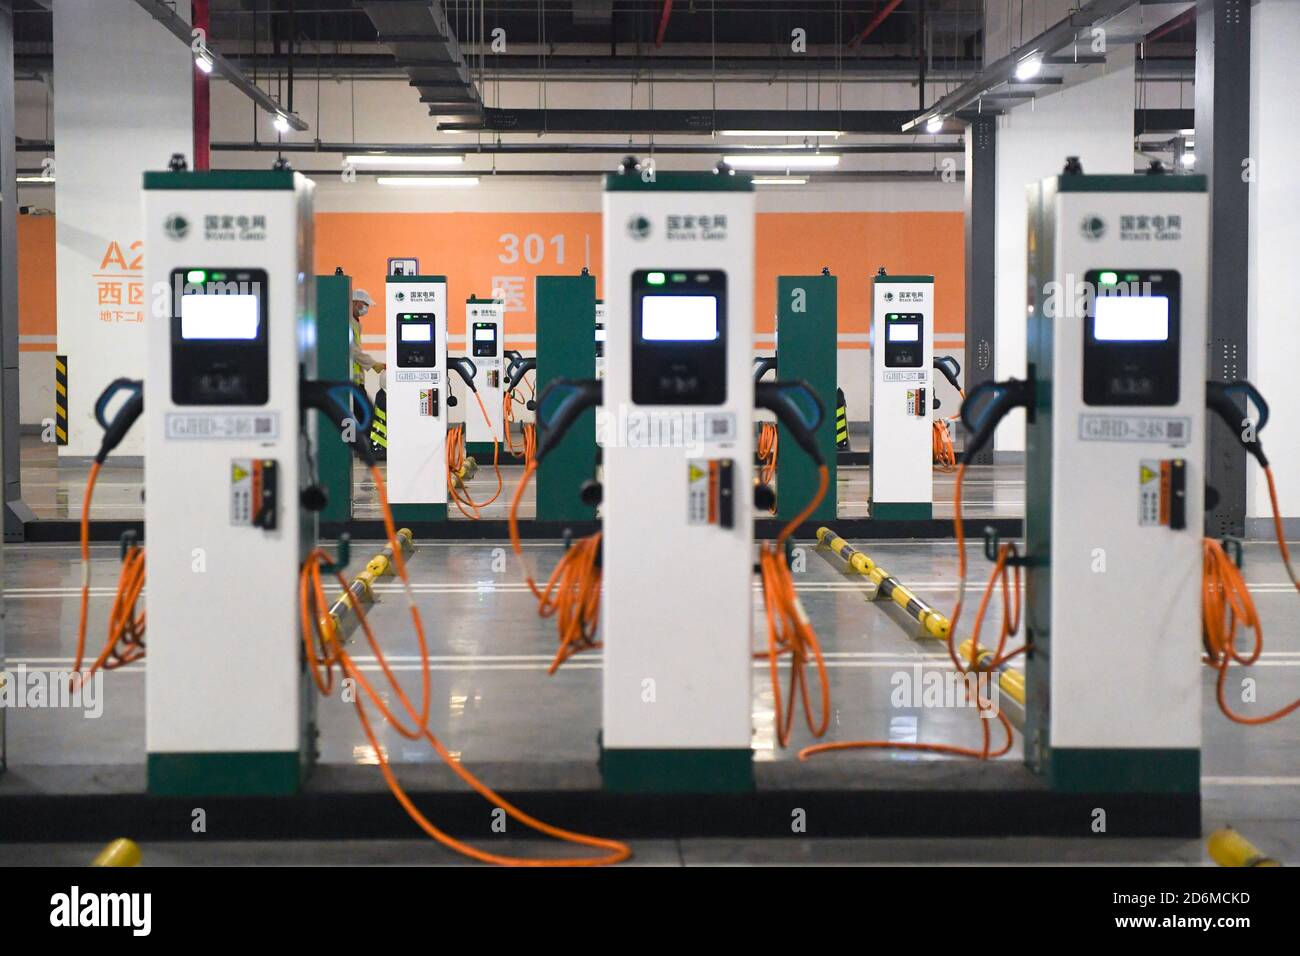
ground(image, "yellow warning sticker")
xmin=232 ymin=463 xmax=249 ymax=483
xmin=1140 ymin=464 xmax=1158 ymax=484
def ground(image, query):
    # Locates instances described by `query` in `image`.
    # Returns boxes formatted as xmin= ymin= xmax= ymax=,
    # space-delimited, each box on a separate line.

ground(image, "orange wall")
xmin=19 ymin=211 xmax=966 ymax=347
xmin=755 ymin=212 xmax=965 ymax=339
xmin=18 ymin=216 xmax=58 ymax=348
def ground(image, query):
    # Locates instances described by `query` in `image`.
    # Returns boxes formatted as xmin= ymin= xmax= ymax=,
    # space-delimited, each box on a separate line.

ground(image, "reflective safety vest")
xmin=350 ymin=314 xmax=364 ymax=385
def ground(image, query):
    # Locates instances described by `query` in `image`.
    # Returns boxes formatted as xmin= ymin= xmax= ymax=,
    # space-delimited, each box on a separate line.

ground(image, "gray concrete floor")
xmin=5 ymin=434 xmax=1299 ymax=866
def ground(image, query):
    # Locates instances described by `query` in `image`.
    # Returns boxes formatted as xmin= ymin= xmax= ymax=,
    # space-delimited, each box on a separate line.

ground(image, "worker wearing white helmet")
xmin=350 ymin=289 xmax=386 ymax=390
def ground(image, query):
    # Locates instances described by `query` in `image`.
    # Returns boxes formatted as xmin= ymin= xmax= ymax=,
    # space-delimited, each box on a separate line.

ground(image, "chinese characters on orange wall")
xmin=95 ymin=240 xmax=144 ymax=324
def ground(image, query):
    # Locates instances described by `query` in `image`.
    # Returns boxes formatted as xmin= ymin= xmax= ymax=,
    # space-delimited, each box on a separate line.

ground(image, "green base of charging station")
xmin=463 ymin=441 xmax=499 ymax=460
xmin=870 ymin=502 xmax=933 ymax=521
xmin=147 ymin=751 xmax=304 ymax=796
xmin=600 ymin=747 xmax=755 ymax=793
xmin=391 ymin=503 xmax=447 ymax=523
xmin=1039 ymin=748 xmax=1200 ymax=794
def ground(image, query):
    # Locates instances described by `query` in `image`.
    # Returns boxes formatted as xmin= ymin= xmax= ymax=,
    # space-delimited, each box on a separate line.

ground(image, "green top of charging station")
xmin=872 ymin=274 xmax=933 ymax=283
xmin=1053 ymin=174 xmax=1207 ymax=193
xmin=387 ymin=274 xmax=447 ymax=283
xmin=466 ymin=296 xmax=501 ymax=304
xmin=143 ymin=169 xmax=297 ymax=191
xmin=604 ymin=171 xmax=753 ymax=192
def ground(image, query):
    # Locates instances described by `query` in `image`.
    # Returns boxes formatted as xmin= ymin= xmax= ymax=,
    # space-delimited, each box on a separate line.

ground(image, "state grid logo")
xmin=627 ymin=215 xmax=651 ymax=240
xmin=1080 ymin=214 xmax=1106 ymax=241
xmin=164 ymin=214 xmax=189 ymax=240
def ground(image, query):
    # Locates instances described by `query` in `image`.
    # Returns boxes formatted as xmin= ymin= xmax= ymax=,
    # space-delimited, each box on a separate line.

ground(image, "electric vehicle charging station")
xmin=870 ymin=272 xmax=934 ymax=519
xmin=141 ymin=167 xmax=317 ymax=795
xmin=385 ymin=275 xmax=449 ymax=521
xmin=463 ymin=295 xmax=505 ymax=455
xmin=1018 ymin=171 xmax=1209 ymax=793
xmin=599 ymin=170 xmax=758 ymax=790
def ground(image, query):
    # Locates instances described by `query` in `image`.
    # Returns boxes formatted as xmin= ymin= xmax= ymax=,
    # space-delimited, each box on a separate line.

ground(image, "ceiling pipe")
xmin=208 ymin=141 xmax=963 ymax=156
xmin=1144 ymin=8 xmax=1195 ymax=44
xmin=848 ymin=0 xmax=905 ymax=50
xmin=655 ymin=1 xmax=673 ymax=48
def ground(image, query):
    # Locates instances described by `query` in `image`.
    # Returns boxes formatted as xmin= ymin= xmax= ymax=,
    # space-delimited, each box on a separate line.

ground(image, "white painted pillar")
xmin=54 ymin=0 xmax=192 ymax=457
xmin=1247 ymin=0 xmax=1300 ymax=533
xmin=983 ymin=0 xmax=1138 ymax=453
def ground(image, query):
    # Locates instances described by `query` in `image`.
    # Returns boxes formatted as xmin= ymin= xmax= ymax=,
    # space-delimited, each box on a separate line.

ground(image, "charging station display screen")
xmin=631 ymin=269 xmax=726 ymax=405
xmin=400 ymin=323 xmax=432 ymax=342
xmin=640 ymin=295 xmax=719 ymax=341
xmin=180 ymin=293 xmax=260 ymax=340
xmin=1093 ymin=296 xmax=1170 ymax=342
xmin=474 ymin=327 xmax=495 ymax=342
xmin=886 ymin=323 xmax=920 ymax=343
xmin=169 ymin=268 xmax=269 ymax=406
xmin=1083 ymin=269 xmax=1180 ymax=406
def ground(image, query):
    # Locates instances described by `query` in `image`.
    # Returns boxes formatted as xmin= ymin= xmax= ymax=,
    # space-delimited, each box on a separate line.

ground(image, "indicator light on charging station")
xmin=671 ymin=273 xmax=688 ymax=283
xmin=1099 ymin=271 xmax=1118 ymax=286
xmin=187 ymin=270 xmax=206 ymax=284
xmin=647 ymin=272 xmax=666 ymax=285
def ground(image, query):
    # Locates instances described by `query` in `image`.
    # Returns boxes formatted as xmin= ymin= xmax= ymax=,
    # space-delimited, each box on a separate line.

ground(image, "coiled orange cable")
xmin=757 ymin=422 xmax=778 ymax=487
xmin=1201 ymin=465 xmax=1300 ymax=725
xmin=300 ymin=463 xmax=630 ymax=865
xmin=446 ymin=390 xmax=505 ymax=520
xmin=761 ymin=464 xmax=832 ymax=747
xmin=507 ymin=460 xmax=603 ymax=672
xmin=503 ymin=388 xmax=537 ymax=468
xmin=932 ymin=418 xmax=957 ymax=471
xmin=72 ymin=461 xmax=148 ymax=688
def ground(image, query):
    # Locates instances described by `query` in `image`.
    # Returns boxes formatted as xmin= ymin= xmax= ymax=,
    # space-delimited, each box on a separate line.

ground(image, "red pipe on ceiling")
xmin=1144 ymin=8 xmax=1195 ymax=45
xmin=193 ymin=0 xmax=210 ymax=170
xmin=849 ymin=0 xmax=904 ymax=49
xmin=655 ymin=1 xmax=673 ymax=48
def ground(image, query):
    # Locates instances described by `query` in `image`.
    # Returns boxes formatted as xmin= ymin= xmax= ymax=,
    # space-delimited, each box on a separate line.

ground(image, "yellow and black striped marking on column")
xmin=54 ymin=354 xmax=69 ymax=446
xmin=834 ymin=387 xmax=849 ymax=449
xmin=370 ymin=402 xmax=388 ymax=449
xmin=816 ymin=526 xmax=950 ymax=639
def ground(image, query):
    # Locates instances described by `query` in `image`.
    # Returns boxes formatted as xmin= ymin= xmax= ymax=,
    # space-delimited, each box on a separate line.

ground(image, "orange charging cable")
xmin=508 ymin=460 xmax=603 ymax=672
xmin=503 ymin=387 xmax=537 ymax=469
xmin=800 ymin=462 xmax=1020 ymax=761
xmin=446 ymin=390 xmax=504 ymax=519
xmin=932 ymin=388 xmax=965 ymax=472
xmin=757 ymin=422 xmax=778 ymax=487
xmin=1202 ymin=465 xmax=1300 ymax=725
xmin=760 ymin=464 xmax=832 ymax=748
xmin=72 ymin=461 xmax=148 ymax=687
xmin=932 ymin=419 xmax=957 ymax=471
xmin=300 ymin=463 xmax=630 ymax=865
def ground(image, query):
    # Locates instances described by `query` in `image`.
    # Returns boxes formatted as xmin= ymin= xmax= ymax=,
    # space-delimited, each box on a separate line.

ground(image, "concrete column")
xmin=53 ymin=0 xmax=192 ymax=457
xmin=1247 ymin=0 xmax=1300 ymax=537
xmin=991 ymin=54 xmax=1137 ymax=453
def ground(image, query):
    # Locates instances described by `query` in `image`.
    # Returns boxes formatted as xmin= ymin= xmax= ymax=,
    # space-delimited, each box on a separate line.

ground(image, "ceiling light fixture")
xmin=376 ymin=176 xmax=480 ymax=188
xmin=345 ymin=154 xmax=465 ymax=167
xmin=721 ymin=154 xmax=840 ymax=170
